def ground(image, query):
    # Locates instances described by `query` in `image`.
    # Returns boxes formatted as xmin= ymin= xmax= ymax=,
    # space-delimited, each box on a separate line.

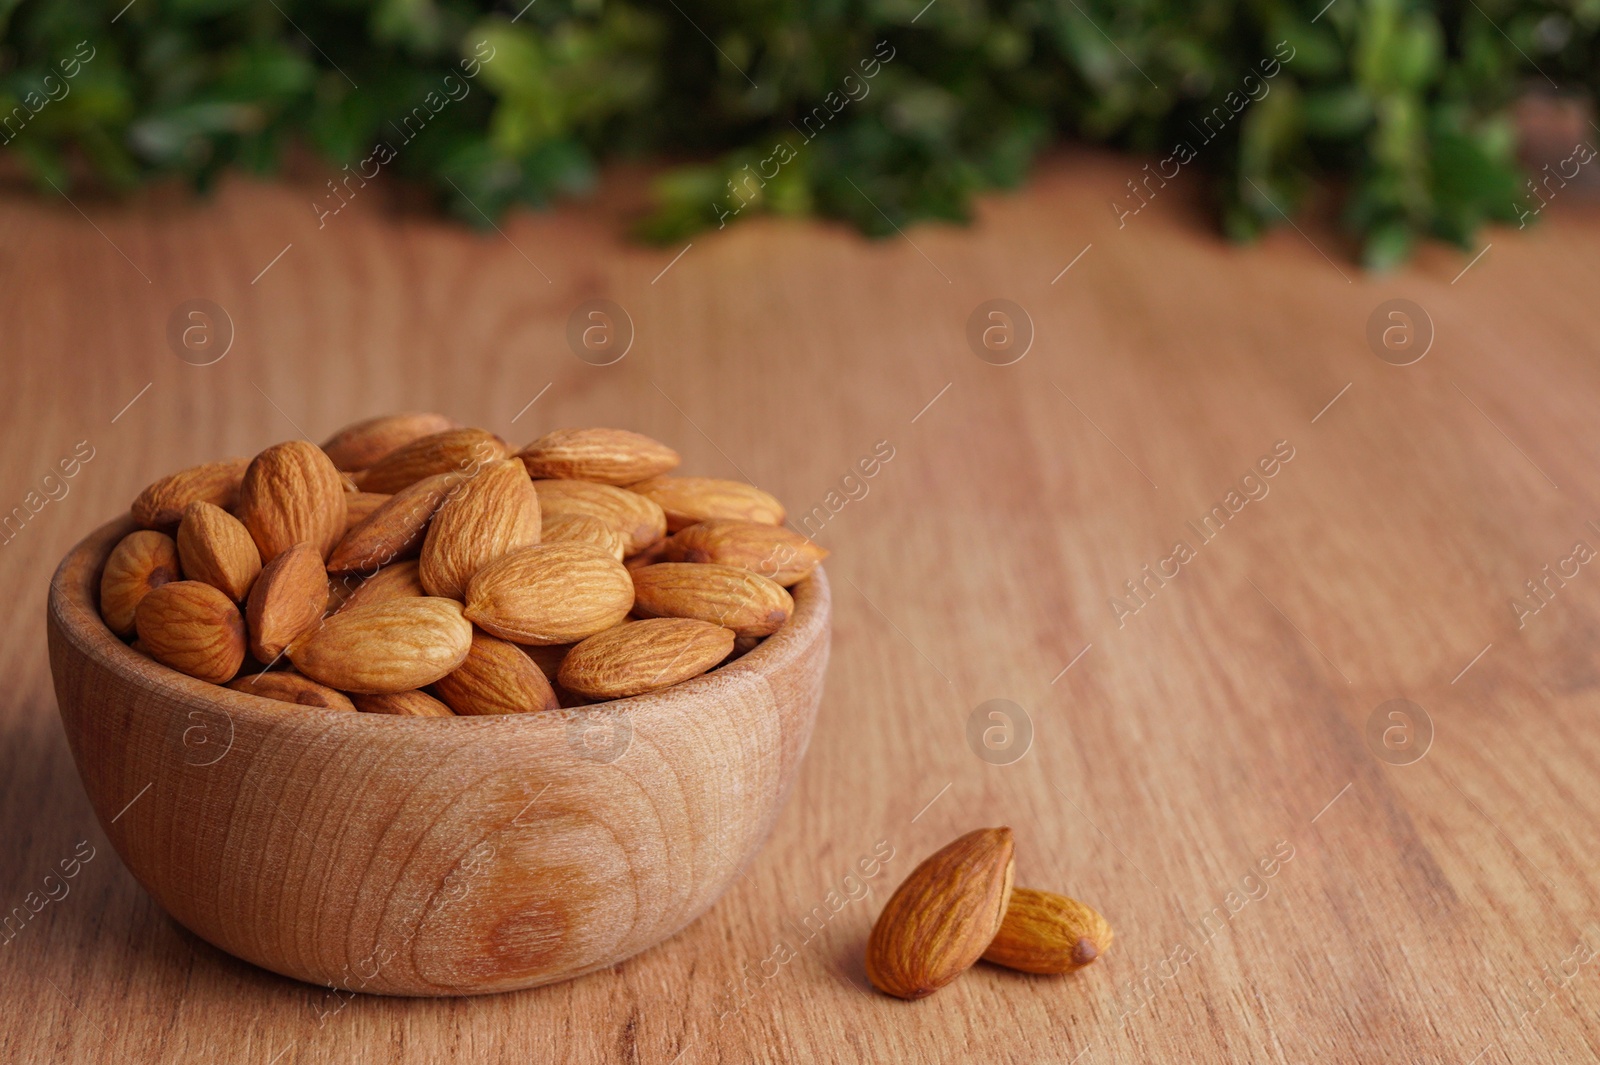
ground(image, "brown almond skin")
xmin=246 ymin=542 xmax=328 ymax=662
xmin=343 ymin=491 xmax=392 ymax=530
xmin=419 ymin=459 xmax=541 ymax=599
xmin=131 ymin=457 xmax=250 ymax=530
xmin=225 ymin=671 xmax=356 ymax=712
xmin=133 ymin=580 xmax=247 ymax=684
xmin=540 ymin=513 xmax=626 ymax=560
xmin=100 ymin=530 xmax=181 ymax=637
xmin=865 ymin=828 xmax=1016 ymax=1000
xmin=631 ymin=563 xmax=792 ymax=637
xmin=981 ymin=887 xmax=1113 ymax=975
xmin=628 ymin=475 xmax=785 ymax=531
xmin=463 ymin=542 xmax=634 ymax=646
xmin=624 ymin=537 xmax=673 ymax=571
xmin=321 ymin=412 xmax=457 ymax=472
xmin=236 ymin=440 xmax=348 ymax=563
xmin=353 ymin=690 xmax=456 ymax=717
xmin=519 ymin=643 xmax=571 ymax=682
xmin=353 ymin=428 xmax=509 ymax=494
xmin=664 ymin=520 xmax=828 ymax=586
xmin=176 ymin=500 xmax=262 ymax=601
xmin=433 ymin=630 xmax=560 ymax=715
xmin=516 ymin=428 xmax=680 ymax=485
xmin=533 ymin=479 xmax=667 ymax=556
xmin=558 ymin=618 xmax=735 ymax=700
xmin=332 ymin=559 xmax=426 ymax=615
xmin=328 ymin=473 xmax=460 ymax=574
xmin=726 ymin=634 xmax=762 ymax=661
xmin=287 ymin=596 xmax=472 ymax=694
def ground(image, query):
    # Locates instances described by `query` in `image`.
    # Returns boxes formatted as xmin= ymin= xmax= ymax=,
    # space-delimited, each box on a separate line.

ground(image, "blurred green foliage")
xmin=1 ymin=0 xmax=1594 ymax=265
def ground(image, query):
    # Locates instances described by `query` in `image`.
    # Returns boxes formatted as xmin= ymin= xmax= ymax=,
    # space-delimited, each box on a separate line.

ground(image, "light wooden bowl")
xmin=47 ymin=516 xmax=829 ymax=997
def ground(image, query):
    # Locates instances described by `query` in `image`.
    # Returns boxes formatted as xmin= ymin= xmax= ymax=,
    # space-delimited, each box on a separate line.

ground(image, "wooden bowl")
xmin=46 ymin=516 xmax=830 ymax=997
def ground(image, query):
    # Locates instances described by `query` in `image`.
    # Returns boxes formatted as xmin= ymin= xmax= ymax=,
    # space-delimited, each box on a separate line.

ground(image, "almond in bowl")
xmin=46 ymin=416 xmax=830 ymax=995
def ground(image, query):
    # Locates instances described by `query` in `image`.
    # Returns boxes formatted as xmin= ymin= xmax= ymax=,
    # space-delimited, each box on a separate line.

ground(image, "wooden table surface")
xmin=3 ymin=151 xmax=1598 ymax=1064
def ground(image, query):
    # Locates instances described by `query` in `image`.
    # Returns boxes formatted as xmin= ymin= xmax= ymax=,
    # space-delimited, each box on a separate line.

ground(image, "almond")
xmin=176 ymin=501 xmax=262 ymax=601
xmin=328 ymin=473 xmax=460 ymax=574
xmin=134 ymin=580 xmax=247 ymax=684
xmin=225 ymin=671 xmax=357 ymax=712
xmin=433 ymin=630 xmax=560 ymax=715
xmin=540 ymin=513 xmax=626 ymax=560
xmin=558 ymin=618 xmax=735 ymax=700
xmin=131 ymin=457 xmax=250 ymax=530
xmin=664 ymin=520 xmax=827 ymax=586
xmin=628 ymin=475 xmax=785 ymax=531
xmin=533 ymin=479 xmax=666 ymax=555
xmin=236 ymin=440 xmax=348 ymax=563
xmin=981 ymin=888 xmax=1113 ymax=975
xmin=419 ymin=459 xmax=541 ymax=599
xmin=333 ymin=559 xmax=426 ymax=614
xmin=100 ymin=530 xmax=181 ymax=637
xmin=865 ymin=827 xmax=1016 ymax=1000
xmin=463 ymin=542 xmax=634 ymax=645
xmin=352 ymin=690 xmax=456 ymax=717
xmin=343 ymin=491 xmax=392 ymax=530
xmin=353 ymin=428 xmax=509 ymax=494
xmin=727 ymin=634 xmax=762 ymax=661
xmin=516 ymin=428 xmax=680 ymax=485
xmin=246 ymin=542 xmax=327 ymax=661
xmin=321 ymin=412 xmax=457 ymax=472
xmin=630 ymin=563 xmax=792 ymax=637
xmin=624 ymin=537 xmax=673 ymax=571
xmin=287 ymin=596 xmax=471 ymax=693
xmin=553 ymin=683 xmax=590 ymax=710
xmin=519 ymin=643 xmax=571 ymax=682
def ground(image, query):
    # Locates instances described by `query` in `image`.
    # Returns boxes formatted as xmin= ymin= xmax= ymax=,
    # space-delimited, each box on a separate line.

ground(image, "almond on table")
xmin=865 ymin=828 xmax=1015 ymax=1000
xmin=981 ymin=887 xmax=1113 ymax=975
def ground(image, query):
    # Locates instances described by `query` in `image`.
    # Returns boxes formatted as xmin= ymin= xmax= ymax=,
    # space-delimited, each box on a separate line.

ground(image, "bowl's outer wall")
xmin=48 ymin=517 xmax=829 ymax=996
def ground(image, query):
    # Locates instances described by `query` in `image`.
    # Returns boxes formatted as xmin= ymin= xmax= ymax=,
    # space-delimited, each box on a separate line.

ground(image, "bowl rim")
xmin=50 ymin=514 xmax=829 ymax=728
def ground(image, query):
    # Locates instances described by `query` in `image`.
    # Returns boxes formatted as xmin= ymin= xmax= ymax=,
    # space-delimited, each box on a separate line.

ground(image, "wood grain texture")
xmin=49 ymin=516 xmax=827 ymax=996
xmin=3 ymin=150 xmax=1599 ymax=1062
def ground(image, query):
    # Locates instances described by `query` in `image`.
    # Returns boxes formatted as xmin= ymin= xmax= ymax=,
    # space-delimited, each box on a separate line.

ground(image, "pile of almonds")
xmin=100 ymin=414 xmax=827 ymax=716
xmin=866 ymin=828 xmax=1112 ymax=999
